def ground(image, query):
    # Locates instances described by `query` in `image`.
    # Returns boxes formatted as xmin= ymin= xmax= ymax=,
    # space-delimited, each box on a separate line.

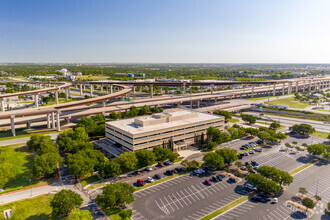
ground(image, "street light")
xmin=29 ymin=178 xmax=32 ymax=196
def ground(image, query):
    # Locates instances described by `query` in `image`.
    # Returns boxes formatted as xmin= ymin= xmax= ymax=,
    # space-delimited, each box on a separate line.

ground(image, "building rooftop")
xmin=106 ymin=109 xmax=223 ymax=135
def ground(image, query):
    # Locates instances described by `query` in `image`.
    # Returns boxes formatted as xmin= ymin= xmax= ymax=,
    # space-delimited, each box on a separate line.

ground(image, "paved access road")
xmin=131 ymin=144 xmax=312 ymax=220
xmin=216 ymin=161 xmax=330 ymax=220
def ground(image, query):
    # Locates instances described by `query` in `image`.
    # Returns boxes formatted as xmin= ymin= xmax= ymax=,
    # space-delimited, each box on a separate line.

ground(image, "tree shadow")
xmin=290 ymin=211 xmax=307 ymax=219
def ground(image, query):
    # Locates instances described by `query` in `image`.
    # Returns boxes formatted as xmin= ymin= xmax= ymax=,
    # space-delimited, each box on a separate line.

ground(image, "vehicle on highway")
xmin=147 ymin=177 xmax=154 ymax=182
xmin=217 ymin=175 xmax=223 ymax=181
xmin=251 ymin=161 xmax=259 ymax=166
xmin=244 ymin=182 xmax=257 ymax=191
xmin=248 ymin=150 xmax=255 ymax=154
xmin=137 ymin=179 xmax=146 ymax=186
xmin=205 ymin=179 xmax=212 ymax=185
xmin=154 ymin=174 xmax=161 ymax=179
xmin=228 ymin=177 xmax=236 ymax=183
xmin=158 ymin=162 xmax=164 ymax=167
xmin=146 ymin=167 xmax=153 ymax=171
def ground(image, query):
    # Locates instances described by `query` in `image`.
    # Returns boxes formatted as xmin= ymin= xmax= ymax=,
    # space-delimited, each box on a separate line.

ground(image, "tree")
xmin=27 ymin=135 xmax=57 ymax=155
xmin=307 ymin=143 xmax=326 ymax=156
xmin=57 ymin=128 xmax=90 ymax=153
xmin=213 ymin=110 xmax=232 ymax=120
xmin=234 ymin=171 xmax=242 ymax=178
xmin=200 ymin=133 xmax=205 ymax=145
xmin=299 ymin=187 xmax=308 ymax=196
xmin=153 ymin=146 xmax=175 ymax=162
xmin=0 ymin=161 xmax=14 ymax=188
xmin=96 ymin=183 xmax=134 ymax=209
xmin=215 ymin=149 xmax=238 ymax=164
xmin=139 ymin=105 xmax=150 ymax=115
xmin=203 ymin=152 xmax=224 ymax=168
xmin=245 ymin=174 xmax=280 ymax=194
xmin=257 ymin=166 xmax=293 ymax=187
xmin=51 ymin=190 xmax=83 ymax=217
xmin=275 ymin=132 xmax=287 ymax=142
xmin=244 ymin=127 xmax=260 ymax=137
xmin=241 ymin=113 xmax=256 ymax=124
xmin=113 ymin=152 xmax=138 ymax=173
xmin=290 ymin=124 xmax=315 ymax=136
xmin=99 ymin=160 xmax=122 ymax=177
xmin=235 ymin=161 xmax=243 ymax=168
xmin=67 ymin=209 xmax=93 ymax=220
xmin=33 ymin=152 xmax=62 ymax=178
xmin=302 ymin=197 xmax=315 ymax=209
xmin=119 ymin=209 xmax=133 ymax=219
xmin=206 ymin=142 xmax=217 ymax=150
xmin=314 ymin=195 xmax=322 ymax=201
xmin=325 ymin=202 xmax=330 ymax=217
xmin=167 ymin=138 xmax=174 ymax=151
xmin=66 ymin=148 xmax=104 ymax=177
xmin=135 ymin=149 xmax=156 ymax=168
xmin=75 ymin=117 xmax=97 ymax=135
xmin=269 ymin=122 xmax=281 ymax=130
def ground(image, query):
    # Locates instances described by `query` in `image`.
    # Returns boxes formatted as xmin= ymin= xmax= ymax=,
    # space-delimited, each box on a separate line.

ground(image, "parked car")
xmin=237 ymin=154 xmax=243 ymax=159
xmin=205 ymin=179 xmax=212 ymax=185
xmin=251 ymin=161 xmax=259 ymax=166
xmin=146 ymin=167 xmax=153 ymax=171
xmin=243 ymin=152 xmax=249 ymax=156
xmin=164 ymin=161 xmax=172 ymax=165
xmin=241 ymin=166 xmax=247 ymax=171
xmin=172 ymin=169 xmax=178 ymax=174
xmin=137 ymin=179 xmax=146 ymax=186
xmin=248 ymin=150 xmax=255 ymax=154
xmin=253 ymin=166 xmax=259 ymax=170
xmin=228 ymin=177 xmax=236 ymax=183
xmin=147 ymin=177 xmax=154 ymax=182
xmin=245 ymin=162 xmax=250 ymax=166
xmin=134 ymin=170 xmax=141 ymax=175
xmin=244 ymin=183 xmax=257 ymax=191
xmin=166 ymin=170 xmax=173 ymax=175
xmin=158 ymin=162 xmax=164 ymax=167
xmin=154 ymin=174 xmax=161 ymax=179
xmin=217 ymin=175 xmax=223 ymax=181
xmin=254 ymin=148 xmax=262 ymax=152
xmin=212 ymin=176 xmax=218 ymax=182
xmin=273 ymin=198 xmax=278 ymax=204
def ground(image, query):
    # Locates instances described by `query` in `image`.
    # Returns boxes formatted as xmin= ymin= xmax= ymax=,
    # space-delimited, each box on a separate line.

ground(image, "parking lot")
xmin=215 ymin=160 xmax=330 ymax=220
xmin=132 ymin=143 xmax=312 ymax=220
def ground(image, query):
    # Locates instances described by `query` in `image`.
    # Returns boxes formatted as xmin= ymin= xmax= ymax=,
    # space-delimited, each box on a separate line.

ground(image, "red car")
xmin=137 ymin=179 xmax=146 ymax=186
xmin=205 ymin=179 xmax=212 ymax=185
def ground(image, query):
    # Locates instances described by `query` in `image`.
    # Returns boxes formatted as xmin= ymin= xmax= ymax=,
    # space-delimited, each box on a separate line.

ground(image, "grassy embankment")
xmin=0 ymin=144 xmax=57 ymax=195
xmin=265 ymin=97 xmax=309 ymax=109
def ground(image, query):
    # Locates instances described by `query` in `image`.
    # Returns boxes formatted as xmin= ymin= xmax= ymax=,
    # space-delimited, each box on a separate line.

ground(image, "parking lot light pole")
xmin=29 ymin=178 xmax=32 ymax=196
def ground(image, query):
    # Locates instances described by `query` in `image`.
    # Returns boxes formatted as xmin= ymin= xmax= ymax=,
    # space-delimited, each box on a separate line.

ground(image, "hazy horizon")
xmin=1 ymin=0 xmax=330 ymax=63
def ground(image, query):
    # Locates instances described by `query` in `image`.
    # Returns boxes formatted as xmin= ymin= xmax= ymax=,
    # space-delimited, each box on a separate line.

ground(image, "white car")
xmin=147 ymin=177 xmax=154 ymax=182
xmin=248 ymin=150 xmax=255 ymax=154
xmin=273 ymin=198 xmax=278 ymax=203
xmin=146 ymin=167 xmax=153 ymax=171
xmin=244 ymin=183 xmax=257 ymax=191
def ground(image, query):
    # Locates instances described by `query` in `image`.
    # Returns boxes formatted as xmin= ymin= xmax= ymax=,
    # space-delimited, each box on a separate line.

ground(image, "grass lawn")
xmin=312 ymin=131 xmax=330 ymax=139
xmin=265 ymin=97 xmax=309 ymax=109
xmin=80 ymin=175 xmax=100 ymax=188
xmin=0 ymin=145 xmax=57 ymax=195
xmin=228 ymin=118 xmax=239 ymax=123
xmin=240 ymin=94 xmax=286 ymax=101
xmin=41 ymin=98 xmax=75 ymax=106
xmin=0 ymin=194 xmax=54 ymax=220
xmin=75 ymin=75 xmax=110 ymax=80
xmin=0 ymin=130 xmax=56 ymax=142
xmin=200 ymin=196 xmax=248 ymax=220
xmin=289 ymin=163 xmax=313 ymax=176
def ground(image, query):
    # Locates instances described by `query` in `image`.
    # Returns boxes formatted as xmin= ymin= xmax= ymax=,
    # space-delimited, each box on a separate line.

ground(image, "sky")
xmin=1 ymin=0 xmax=330 ymax=63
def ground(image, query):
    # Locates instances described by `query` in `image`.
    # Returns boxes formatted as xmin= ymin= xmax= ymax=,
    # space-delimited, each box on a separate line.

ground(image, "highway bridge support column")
xmin=56 ymin=110 xmax=61 ymax=131
xmin=309 ymin=80 xmax=312 ymax=91
xmin=80 ymin=84 xmax=83 ymax=96
xmin=150 ymin=85 xmax=153 ymax=98
xmin=102 ymin=101 xmax=106 ymax=107
xmin=51 ymin=112 xmax=55 ymax=129
xmin=10 ymin=115 xmax=16 ymax=136
xmin=65 ymin=88 xmax=69 ymax=100
xmin=47 ymin=113 xmax=51 ymax=128
xmin=197 ymin=100 xmax=200 ymax=108
xmin=110 ymin=85 xmax=113 ymax=94
xmin=183 ymin=83 xmax=186 ymax=95
xmin=295 ymin=81 xmax=299 ymax=93
xmin=0 ymin=99 xmax=4 ymax=112
xmin=288 ymin=82 xmax=292 ymax=95
xmin=34 ymin=93 xmax=39 ymax=108
xmin=251 ymin=85 xmax=254 ymax=98
xmin=303 ymin=80 xmax=305 ymax=92
xmin=282 ymin=83 xmax=285 ymax=95
xmin=90 ymin=85 xmax=94 ymax=97
xmin=273 ymin=84 xmax=276 ymax=96
xmin=55 ymin=90 xmax=59 ymax=105
xmin=101 ymin=85 xmax=104 ymax=92
xmin=211 ymin=84 xmax=214 ymax=95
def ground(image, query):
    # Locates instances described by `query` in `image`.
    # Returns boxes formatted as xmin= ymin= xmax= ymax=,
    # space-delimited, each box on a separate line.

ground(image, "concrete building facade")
xmin=105 ymin=109 xmax=225 ymax=152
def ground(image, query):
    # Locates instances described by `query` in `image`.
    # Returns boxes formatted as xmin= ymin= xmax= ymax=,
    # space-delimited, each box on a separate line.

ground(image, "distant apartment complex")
xmin=105 ymin=109 xmax=225 ymax=152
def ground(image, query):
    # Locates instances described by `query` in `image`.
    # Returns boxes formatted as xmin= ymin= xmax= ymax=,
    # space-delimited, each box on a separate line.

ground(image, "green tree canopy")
xmin=241 ymin=113 xmax=256 ymax=124
xmin=302 ymin=197 xmax=315 ymax=209
xmin=245 ymin=174 xmax=281 ymax=194
xmin=215 ymin=148 xmax=238 ymax=164
xmin=33 ymin=152 xmax=62 ymax=178
xmin=51 ymin=190 xmax=83 ymax=217
xmin=96 ymin=182 xmax=134 ymax=209
xmin=113 ymin=151 xmax=138 ymax=173
xmin=290 ymin=124 xmax=315 ymax=135
xmin=67 ymin=209 xmax=93 ymax=220
xmin=135 ymin=149 xmax=156 ymax=168
xmin=269 ymin=122 xmax=281 ymax=130
xmin=307 ymin=143 xmax=326 ymax=156
xmin=203 ymin=152 xmax=224 ymax=168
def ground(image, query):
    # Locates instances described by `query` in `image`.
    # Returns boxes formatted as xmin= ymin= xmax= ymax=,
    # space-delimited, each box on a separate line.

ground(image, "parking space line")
xmin=168 ymin=195 xmax=180 ymax=210
xmin=268 ymin=211 xmax=281 ymax=220
xmin=163 ymin=196 xmax=175 ymax=212
xmin=177 ymin=192 xmax=188 ymax=206
xmin=185 ymin=188 xmax=198 ymax=202
xmin=172 ymin=193 xmax=184 ymax=208
xmin=209 ymin=185 xmax=218 ymax=193
xmin=180 ymin=190 xmax=193 ymax=204
xmin=191 ymin=185 xmax=205 ymax=199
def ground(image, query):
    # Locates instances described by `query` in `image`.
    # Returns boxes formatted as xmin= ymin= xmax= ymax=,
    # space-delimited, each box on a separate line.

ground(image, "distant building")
xmin=105 ymin=109 xmax=225 ymax=152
